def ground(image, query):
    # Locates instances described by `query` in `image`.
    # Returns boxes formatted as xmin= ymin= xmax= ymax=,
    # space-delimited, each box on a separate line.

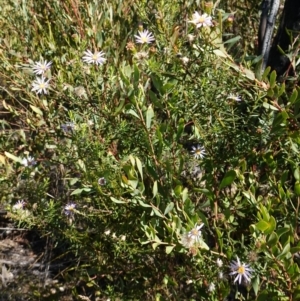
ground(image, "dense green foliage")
xmin=0 ymin=0 xmax=299 ymax=300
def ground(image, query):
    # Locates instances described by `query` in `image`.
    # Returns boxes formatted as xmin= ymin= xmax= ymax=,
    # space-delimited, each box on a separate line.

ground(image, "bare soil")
xmin=0 ymin=211 xmax=73 ymax=301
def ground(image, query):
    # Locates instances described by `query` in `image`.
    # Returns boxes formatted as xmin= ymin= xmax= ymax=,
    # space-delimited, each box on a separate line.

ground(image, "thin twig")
xmin=0 ymin=228 xmax=28 ymax=231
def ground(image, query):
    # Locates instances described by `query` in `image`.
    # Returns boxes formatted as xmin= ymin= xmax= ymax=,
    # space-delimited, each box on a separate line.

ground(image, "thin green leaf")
xmin=277 ymin=242 xmax=290 ymax=259
xmin=255 ymin=220 xmax=270 ymax=232
xmin=133 ymin=64 xmax=140 ymax=86
xmin=182 ymin=187 xmax=188 ymax=202
xmin=126 ymin=109 xmax=140 ymax=119
xmin=138 ymin=200 xmax=152 ymax=208
xmin=269 ymin=70 xmax=277 ymax=88
xmin=135 ymin=156 xmax=143 ymax=180
xmin=30 ymin=105 xmax=43 ymax=116
xmin=152 ymin=207 xmax=164 ymax=218
xmin=198 ymin=239 xmax=210 ymax=250
xmin=146 ymin=104 xmax=154 ymax=129
xmin=252 ymin=276 xmax=260 ymax=296
xmin=111 ymin=197 xmax=126 ymax=204
xmin=164 ymin=202 xmax=174 ymax=215
xmin=223 ymin=35 xmax=241 ymax=45
xmin=71 ymin=188 xmax=84 ymax=195
xmin=4 ymin=151 xmax=22 ymax=163
xmin=294 ymin=168 xmax=300 ymax=181
xmin=152 ymin=181 xmax=158 ymax=198
xmin=165 ymin=245 xmax=175 ymax=254
xmin=289 ymin=89 xmax=298 ymax=104
xmin=219 ymin=170 xmax=236 ymax=189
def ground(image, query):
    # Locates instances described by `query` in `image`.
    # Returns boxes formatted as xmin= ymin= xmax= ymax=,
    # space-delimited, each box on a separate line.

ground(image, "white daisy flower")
xmin=134 ymin=30 xmax=155 ymax=44
xmin=98 ymin=177 xmax=107 ymax=186
xmin=82 ymin=50 xmax=106 ymax=65
xmin=61 ymin=122 xmax=76 ymax=133
xmin=229 ymin=256 xmax=253 ymax=285
xmin=208 ymin=282 xmax=216 ymax=292
xmin=187 ymin=223 xmax=204 ymax=243
xmin=191 ymin=145 xmax=206 ymax=159
xmin=104 ymin=229 xmax=111 ymax=235
xmin=134 ymin=51 xmax=149 ymax=60
xmin=87 ymin=120 xmax=94 ymax=126
xmin=74 ymin=86 xmax=87 ymax=98
xmin=181 ymin=232 xmax=195 ymax=248
xmin=181 ymin=57 xmax=190 ymax=64
xmin=227 ymin=94 xmax=241 ymax=101
xmin=31 ymin=76 xmax=50 ymax=94
xmin=32 ymin=60 xmax=52 ymax=75
xmin=218 ymin=271 xmax=225 ymax=280
xmin=187 ymin=34 xmax=195 ymax=42
xmin=21 ymin=156 xmax=36 ymax=167
xmin=64 ymin=203 xmax=76 ymax=216
xmin=188 ymin=12 xmax=213 ymax=28
xmin=216 ymin=258 xmax=223 ymax=267
xmin=13 ymin=200 xmax=26 ymax=210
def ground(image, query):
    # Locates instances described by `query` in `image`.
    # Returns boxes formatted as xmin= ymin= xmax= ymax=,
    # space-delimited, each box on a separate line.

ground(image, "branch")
xmin=261 ymin=0 xmax=281 ymax=72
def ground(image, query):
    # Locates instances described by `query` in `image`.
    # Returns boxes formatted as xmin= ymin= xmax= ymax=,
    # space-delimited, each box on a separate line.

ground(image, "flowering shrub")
xmin=0 ymin=0 xmax=300 ymax=300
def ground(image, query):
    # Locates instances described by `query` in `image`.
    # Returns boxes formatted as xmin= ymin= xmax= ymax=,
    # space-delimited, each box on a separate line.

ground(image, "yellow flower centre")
xmin=237 ymin=266 xmax=245 ymax=274
xmin=190 ymin=229 xmax=198 ymax=236
xmin=198 ymin=16 xmax=205 ymax=23
xmin=39 ymin=83 xmax=45 ymax=88
xmin=92 ymin=54 xmax=98 ymax=60
xmin=141 ymin=36 xmax=147 ymax=42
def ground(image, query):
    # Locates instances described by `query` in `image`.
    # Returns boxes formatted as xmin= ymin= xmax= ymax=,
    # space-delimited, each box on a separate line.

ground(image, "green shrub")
xmin=0 ymin=0 xmax=300 ymax=300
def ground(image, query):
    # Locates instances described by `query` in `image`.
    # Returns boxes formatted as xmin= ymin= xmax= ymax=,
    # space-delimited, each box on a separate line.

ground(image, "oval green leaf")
xmin=219 ymin=170 xmax=236 ymax=189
